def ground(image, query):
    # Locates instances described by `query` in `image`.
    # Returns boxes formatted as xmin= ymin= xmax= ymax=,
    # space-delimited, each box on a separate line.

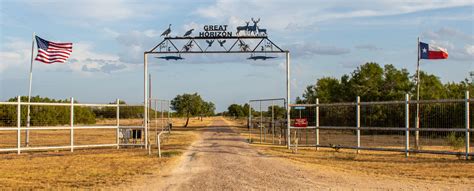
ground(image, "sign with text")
xmin=199 ymin=25 xmax=232 ymax=37
xmin=294 ymin=118 xmax=308 ymax=127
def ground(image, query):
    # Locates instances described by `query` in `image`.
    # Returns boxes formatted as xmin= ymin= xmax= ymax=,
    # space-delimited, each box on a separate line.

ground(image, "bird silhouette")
xmin=183 ymin=29 xmax=194 ymax=37
xmin=218 ymin=40 xmax=226 ymax=46
xmin=206 ymin=40 xmax=214 ymax=47
xmin=161 ymin=24 xmax=172 ymax=37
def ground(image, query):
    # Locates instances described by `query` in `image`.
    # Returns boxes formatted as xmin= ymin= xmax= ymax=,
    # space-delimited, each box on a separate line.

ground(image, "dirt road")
xmin=142 ymin=118 xmax=468 ymax=190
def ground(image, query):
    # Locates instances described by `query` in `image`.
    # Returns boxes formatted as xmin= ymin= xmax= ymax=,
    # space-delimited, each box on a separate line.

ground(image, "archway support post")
xmin=286 ymin=52 xmax=291 ymax=149
xmin=144 ymin=52 xmax=149 ymax=148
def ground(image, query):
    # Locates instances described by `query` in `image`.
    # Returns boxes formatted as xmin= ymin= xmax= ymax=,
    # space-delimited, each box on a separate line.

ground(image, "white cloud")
xmin=24 ymin=0 xmax=168 ymax=23
xmin=423 ymin=27 xmax=474 ymax=41
xmin=466 ymin=45 xmax=474 ymax=55
xmin=68 ymin=42 xmax=128 ymax=74
xmin=0 ymin=37 xmax=31 ymax=73
xmin=116 ymin=30 xmax=154 ymax=64
xmin=194 ymin=0 xmax=473 ymax=32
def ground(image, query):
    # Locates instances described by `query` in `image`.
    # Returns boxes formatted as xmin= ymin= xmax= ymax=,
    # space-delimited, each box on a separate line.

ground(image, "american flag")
xmin=35 ymin=36 xmax=73 ymax=64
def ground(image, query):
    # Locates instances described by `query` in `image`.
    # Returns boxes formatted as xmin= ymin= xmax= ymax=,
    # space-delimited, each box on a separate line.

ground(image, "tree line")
xmin=296 ymin=62 xmax=472 ymax=103
xmin=0 ymin=96 xmax=95 ymax=126
xmin=0 ymin=96 xmax=149 ymax=126
xmin=0 ymin=93 xmax=217 ymax=128
xmin=294 ymin=62 xmax=472 ymax=140
xmin=224 ymin=103 xmax=286 ymax=119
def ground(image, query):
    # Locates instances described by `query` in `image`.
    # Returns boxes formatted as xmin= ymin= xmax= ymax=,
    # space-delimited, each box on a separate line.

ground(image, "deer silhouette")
xmin=248 ymin=18 xmax=260 ymax=35
xmin=236 ymin=21 xmax=250 ymax=35
xmin=257 ymin=26 xmax=267 ymax=36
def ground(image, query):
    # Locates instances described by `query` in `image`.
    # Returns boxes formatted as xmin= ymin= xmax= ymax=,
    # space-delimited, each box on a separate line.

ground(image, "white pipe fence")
xmin=250 ymin=92 xmax=473 ymax=159
xmin=0 ymin=97 xmax=146 ymax=154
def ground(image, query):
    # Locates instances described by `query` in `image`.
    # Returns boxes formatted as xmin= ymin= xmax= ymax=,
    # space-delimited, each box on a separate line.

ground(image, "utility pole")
xmin=470 ymin=71 xmax=474 ymax=86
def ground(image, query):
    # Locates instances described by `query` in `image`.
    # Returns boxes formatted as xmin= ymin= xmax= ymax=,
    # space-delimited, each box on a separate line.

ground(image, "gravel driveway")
xmin=144 ymin=118 xmax=468 ymax=190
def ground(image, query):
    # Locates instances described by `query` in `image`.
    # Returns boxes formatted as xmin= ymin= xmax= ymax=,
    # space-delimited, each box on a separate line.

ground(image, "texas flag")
xmin=419 ymin=42 xmax=448 ymax=59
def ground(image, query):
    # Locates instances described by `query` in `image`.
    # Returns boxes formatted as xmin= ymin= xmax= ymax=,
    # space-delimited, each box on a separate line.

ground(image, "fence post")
xmin=17 ymin=96 xmax=21 ymax=155
xmin=272 ymin=100 xmax=275 ymax=144
xmin=316 ymin=98 xmax=319 ymax=151
xmin=405 ymin=94 xmax=410 ymax=158
xmin=356 ymin=96 xmax=361 ymax=154
xmin=70 ymin=97 xmax=74 ymax=152
xmin=466 ymin=91 xmax=470 ymax=160
xmin=157 ymin=134 xmax=161 ymax=158
xmin=248 ymin=102 xmax=252 ymax=143
xmin=260 ymin=101 xmax=262 ymax=143
xmin=116 ymin=99 xmax=120 ymax=149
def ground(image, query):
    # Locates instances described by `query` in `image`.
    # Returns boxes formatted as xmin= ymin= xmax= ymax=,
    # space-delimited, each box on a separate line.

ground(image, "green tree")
xmin=348 ymin=62 xmax=384 ymax=101
xmin=381 ymin=65 xmax=413 ymax=100
xmin=171 ymin=93 xmax=213 ymax=127
xmin=242 ymin=103 xmax=252 ymax=117
xmin=415 ymin=71 xmax=446 ymax=100
xmin=201 ymin=101 xmax=216 ymax=118
xmin=444 ymin=79 xmax=473 ymax=99
xmin=266 ymin=105 xmax=286 ymax=119
xmin=227 ymin=104 xmax=244 ymax=118
xmin=295 ymin=62 xmax=472 ymax=137
xmin=300 ymin=63 xmax=417 ymax=103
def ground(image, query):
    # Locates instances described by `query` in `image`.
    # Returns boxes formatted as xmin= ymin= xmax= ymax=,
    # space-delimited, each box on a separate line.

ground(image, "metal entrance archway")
xmin=143 ymin=35 xmax=291 ymax=148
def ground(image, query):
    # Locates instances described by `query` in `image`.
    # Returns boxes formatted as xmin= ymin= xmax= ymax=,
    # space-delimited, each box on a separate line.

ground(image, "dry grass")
xmin=0 ymin=129 xmax=117 ymax=148
xmin=0 ymin=117 xmax=219 ymax=189
xmin=171 ymin=117 xmax=215 ymax=127
xmin=223 ymin=117 xmax=247 ymax=127
xmin=0 ymin=128 xmax=198 ymax=189
xmin=95 ymin=117 xmax=215 ymax=128
xmin=257 ymin=146 xmax=474 ymax=184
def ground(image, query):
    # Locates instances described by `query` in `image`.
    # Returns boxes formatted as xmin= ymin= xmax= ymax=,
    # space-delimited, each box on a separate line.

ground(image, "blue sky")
xmin=0 ymin=0 xmax=473 ymax=111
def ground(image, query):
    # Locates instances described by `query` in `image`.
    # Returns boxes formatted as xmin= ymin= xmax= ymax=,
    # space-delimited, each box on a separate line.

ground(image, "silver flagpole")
xmin=415 ymin=37 xmax=421 ymax=149
xmin=26 ymin=32 xmax=36 ymax=147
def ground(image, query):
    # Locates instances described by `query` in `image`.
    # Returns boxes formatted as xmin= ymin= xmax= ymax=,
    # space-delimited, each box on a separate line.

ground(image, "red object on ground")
xmin=294 ymin=118 xmax=308 ymax=127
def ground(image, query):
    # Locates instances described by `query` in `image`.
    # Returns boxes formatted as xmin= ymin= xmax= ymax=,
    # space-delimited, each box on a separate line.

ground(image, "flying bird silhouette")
xmin=218 ymin=40 xmax=226 ymax=46
xmin=183 ymin=29 xmax=194 ymax=37
xmin=206 ymin=40 xmax=214 ymax=47
xmin=161 ymin=24 xmax=172 ymax=37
